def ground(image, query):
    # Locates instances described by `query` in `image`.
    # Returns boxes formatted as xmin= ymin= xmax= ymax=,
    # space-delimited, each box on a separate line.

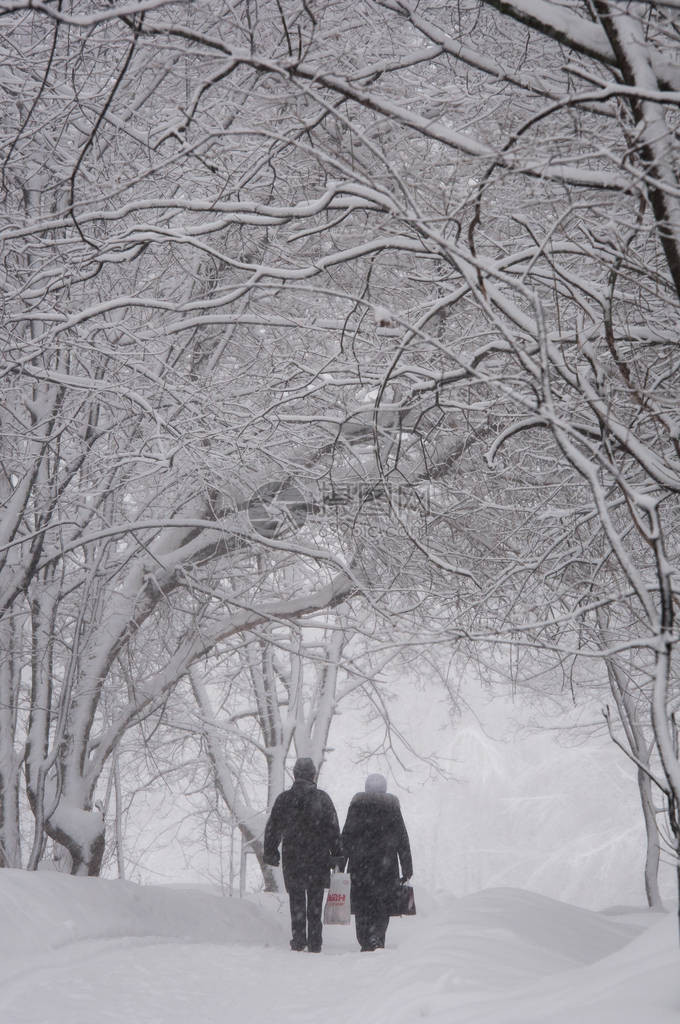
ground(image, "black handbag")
xmin=391 ymin=881 xmax=416 ymax=916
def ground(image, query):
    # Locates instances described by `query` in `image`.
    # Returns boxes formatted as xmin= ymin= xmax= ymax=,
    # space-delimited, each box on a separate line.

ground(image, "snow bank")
xmin=375 ymin=889 xmax=678 ymax=1023
xmin=0 ymin=868 xmax=285 ymax=960
xmin=0 ymin=871 xmax=676 ymax=1024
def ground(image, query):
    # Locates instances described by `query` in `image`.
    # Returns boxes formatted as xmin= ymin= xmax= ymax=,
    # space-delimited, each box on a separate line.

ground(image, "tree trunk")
xmin=599 ymin=628 xmax=665 ymax=911
xmin=239 ymin=822 xmax=279 ymax=892
xmin=43 ymin=815 xmax=106 ymax=877
xmin=637 ymin=766 xmax=664 ymax=910
xmin=0 ymin=618 xmax=22 ymax=868
xmin=0 ymin=765 xmax=21 ymax=868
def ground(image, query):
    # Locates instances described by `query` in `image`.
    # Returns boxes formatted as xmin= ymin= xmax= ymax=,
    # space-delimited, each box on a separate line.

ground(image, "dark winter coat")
xmin=263 ymin=779 xmax=342 ymax=892
xmin=341 ymin=792 xmax=413 ymax=911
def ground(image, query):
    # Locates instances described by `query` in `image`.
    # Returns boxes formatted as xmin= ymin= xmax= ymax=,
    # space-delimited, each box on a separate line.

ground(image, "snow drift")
xmin=0 ymin=870 xmax=676 ymax=1024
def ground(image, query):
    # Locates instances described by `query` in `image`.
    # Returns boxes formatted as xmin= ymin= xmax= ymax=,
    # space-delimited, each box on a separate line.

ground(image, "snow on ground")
xmin=0 ymin=870 xmax=677 ymax=1024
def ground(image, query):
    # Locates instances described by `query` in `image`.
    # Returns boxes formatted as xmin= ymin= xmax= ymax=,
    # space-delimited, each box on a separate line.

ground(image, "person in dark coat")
xmin=263 ymin=757 xmax=343 ymax=952
xmin=341 ymin=773 xmax=413 ymax=952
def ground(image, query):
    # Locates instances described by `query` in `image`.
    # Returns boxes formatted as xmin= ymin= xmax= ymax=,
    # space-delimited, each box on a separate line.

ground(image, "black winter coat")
xmin=263 ymin=779 xmax=342 ymax=891
xmin=341 ymin=792 xmax=413 ymax=910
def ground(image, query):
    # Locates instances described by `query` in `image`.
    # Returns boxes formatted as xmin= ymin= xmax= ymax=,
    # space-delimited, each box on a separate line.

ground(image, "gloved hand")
xmin=400 ymin=875 xmax=411 ymax=885
xmin=264 ymin=852 xmax=280 ymax=867
xmin=331 ymin=857 xmax=346 ymax=872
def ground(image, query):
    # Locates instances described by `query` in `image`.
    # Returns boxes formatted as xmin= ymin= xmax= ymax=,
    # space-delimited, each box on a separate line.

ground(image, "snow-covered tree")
xmin=4 ymin=1 xmax=680 ymax=929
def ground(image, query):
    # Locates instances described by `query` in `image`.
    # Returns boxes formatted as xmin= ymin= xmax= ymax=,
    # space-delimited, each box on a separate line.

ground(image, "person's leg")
xmin=351 ymin=888 xmax=371 ymax=950
xmin=288 ymin=887 xmax=307 ymax=950
xmin=355 ymin=891 xmax=380 ymax=951
xmin=354 ymin=909 xmax=372 ymax=951
xmin=365 ymin=913 xmax=380 ymax=951
xmin=361 ymin=890 xmax=391 ymax=950
xmin=370 ymin=889 xmax=392 ymax=949
xmin=306 ymin=885 xmax=324 ymax=952
xmin=374 ymin=906 xmax=390 ymax=949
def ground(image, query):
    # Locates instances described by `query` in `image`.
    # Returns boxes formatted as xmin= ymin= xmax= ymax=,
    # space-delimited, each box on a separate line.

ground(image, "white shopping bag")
xmin=323 ymin=870 xmax=351 ymax=925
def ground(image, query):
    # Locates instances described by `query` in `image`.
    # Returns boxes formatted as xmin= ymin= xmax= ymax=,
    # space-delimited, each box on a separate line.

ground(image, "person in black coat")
xmin=263 ymin=757 xmax=343 ymax=952
xmin=341 ymin=773 xmax=413 ymax=952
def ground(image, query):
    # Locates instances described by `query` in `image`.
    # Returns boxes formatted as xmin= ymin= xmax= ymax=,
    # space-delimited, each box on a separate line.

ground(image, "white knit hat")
xmin=365 ymin=773 xmax=387 ymax=793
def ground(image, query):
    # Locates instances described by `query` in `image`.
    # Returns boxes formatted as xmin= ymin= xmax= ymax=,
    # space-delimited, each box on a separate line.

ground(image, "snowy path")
xmin=1 ymin=932 xmax=436 ymax=1024
xmin=0 ymin=872 xmax=678 ymax=1024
